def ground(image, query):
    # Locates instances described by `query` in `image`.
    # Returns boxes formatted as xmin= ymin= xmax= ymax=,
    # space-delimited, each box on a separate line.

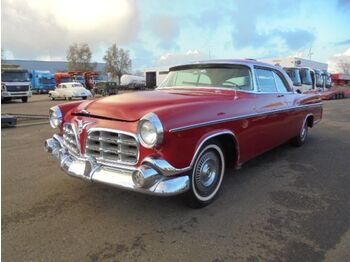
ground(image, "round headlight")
xmin=137 ymin=113 xmax=163 ymax=148
xmin=49 ymin=106 xmax=63 ymax=128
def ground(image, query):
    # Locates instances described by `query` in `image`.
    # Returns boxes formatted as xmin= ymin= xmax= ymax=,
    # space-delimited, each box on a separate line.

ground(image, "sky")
xmin=1 ymin=0 xmax=350 ymax=72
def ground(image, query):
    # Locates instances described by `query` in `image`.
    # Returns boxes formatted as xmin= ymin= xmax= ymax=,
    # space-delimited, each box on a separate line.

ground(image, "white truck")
xmin=1 ymin=64 xmax=32 ymax=103
xmin=259 ymin=57 xmax=329 ymax=93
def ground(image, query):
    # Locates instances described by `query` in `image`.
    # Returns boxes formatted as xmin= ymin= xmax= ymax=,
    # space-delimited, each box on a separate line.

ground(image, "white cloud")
xmin=1 ymin=0 xmax=139 ymax=60
xmin=328 ymin=48 xmax=350 ymax=73
xmin=157 ymin=50 xmax=207 ymax=66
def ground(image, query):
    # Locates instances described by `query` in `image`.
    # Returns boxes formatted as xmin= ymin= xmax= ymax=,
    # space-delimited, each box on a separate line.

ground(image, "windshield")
xmin=300 ymin=68 xmax=312 ymax=85
xmin=61 ymin=77 xmax=72 ymax=83
xmin=76 ymin=76 xmax=84 ymax=81
xmin=1 ymin=71 xmax=30 ymax=82
xmin=159 ymin=66 xmax=253 ymax=91
xmin=315 ymin=71 xmax=324 ymax=87
xmin=284 ymin=68 xmax=301 ymax=86
xmin=39 ymin=78 xmax=55 ymax=84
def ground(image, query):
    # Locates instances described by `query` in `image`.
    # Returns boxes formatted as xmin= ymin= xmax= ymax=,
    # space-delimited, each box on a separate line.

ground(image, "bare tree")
xmin=66 ymin=43 xmax=96 ymax=71
xmin=103 ymin=44 xmax=132 ymax=84
xmin=338 ymin=60 xmax=350 ymax=74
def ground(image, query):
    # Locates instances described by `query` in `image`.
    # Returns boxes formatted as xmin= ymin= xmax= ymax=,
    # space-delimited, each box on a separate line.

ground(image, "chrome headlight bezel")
xmin=137 ymin=113 xmax=164 ymax=149
xmin=49 ymin=106 xmax=63 ymax=128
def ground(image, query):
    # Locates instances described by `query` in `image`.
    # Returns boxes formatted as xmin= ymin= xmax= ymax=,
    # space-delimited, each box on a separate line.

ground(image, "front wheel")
xmin=82 ymin=96 xmax=87 ymax=100
xmin=185 ymin=141 xmax=225 ymax=208
xmin=22 ymin=96 xmax=28 ymax=103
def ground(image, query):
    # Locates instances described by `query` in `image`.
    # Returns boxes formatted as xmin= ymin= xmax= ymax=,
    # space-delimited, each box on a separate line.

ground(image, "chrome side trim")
xmin=169 ymin=103 xmax=323 ymax=133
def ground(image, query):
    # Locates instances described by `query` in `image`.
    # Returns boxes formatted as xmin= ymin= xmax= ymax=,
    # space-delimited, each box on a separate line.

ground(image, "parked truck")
xmin=1 ymin=64 xmax=32 ymax=103
xmin=30 ymin=70 xmax=56 ymax=94
xmin=84 ymin=71 xmax=102 ymax=90
xmin=54 ymin=72 xmax=72 ymax=86
xmin=68 ymin=71 xmax=86 ymax=87
xmin=260 ymin=57 xmax=344 ymax=99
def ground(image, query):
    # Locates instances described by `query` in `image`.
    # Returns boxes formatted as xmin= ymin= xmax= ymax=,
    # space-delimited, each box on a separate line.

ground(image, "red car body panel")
xmin=60 ymin=86 xmax=322 ymax=170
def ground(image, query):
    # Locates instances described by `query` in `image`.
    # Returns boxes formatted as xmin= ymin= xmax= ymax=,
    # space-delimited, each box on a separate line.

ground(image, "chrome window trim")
xmin=169 ymin=103 xmax=323 ymax=133
xmin=84 ymin=127 xmax=140 ymax=166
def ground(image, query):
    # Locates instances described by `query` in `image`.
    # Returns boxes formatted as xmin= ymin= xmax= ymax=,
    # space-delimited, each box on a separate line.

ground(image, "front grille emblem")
xmin=75 ymin=119 xmax=95 ymax=134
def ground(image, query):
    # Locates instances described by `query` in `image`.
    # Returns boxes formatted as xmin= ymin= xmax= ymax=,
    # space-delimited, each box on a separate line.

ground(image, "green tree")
xmin=66 ymin=43 xmax=96 ymax=71
xmin=103 ymin=44 xmax=132 ymax=84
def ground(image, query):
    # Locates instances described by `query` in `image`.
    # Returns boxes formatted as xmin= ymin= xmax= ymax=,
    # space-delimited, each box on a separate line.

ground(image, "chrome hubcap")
xmin=195 ymin=151 xmax=220 ymax=194
xmin=301 ymin=124 xmax=307 ymax=141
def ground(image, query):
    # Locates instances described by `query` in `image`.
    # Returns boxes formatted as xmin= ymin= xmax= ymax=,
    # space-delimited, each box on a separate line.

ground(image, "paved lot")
xmin=2 ymin=96 xmax=350 ymax=261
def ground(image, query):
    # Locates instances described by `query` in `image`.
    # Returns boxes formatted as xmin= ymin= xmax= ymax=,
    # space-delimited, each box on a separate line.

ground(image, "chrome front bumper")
xmin=44 ymin=135 xmax=190 ymax=196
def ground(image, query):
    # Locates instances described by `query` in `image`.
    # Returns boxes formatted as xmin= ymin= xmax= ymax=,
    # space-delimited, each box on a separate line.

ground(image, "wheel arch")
xmin=305 ymin=113 xmax=314 ymax=128
xmin=190 ymin=130 xmax=240 ymax=169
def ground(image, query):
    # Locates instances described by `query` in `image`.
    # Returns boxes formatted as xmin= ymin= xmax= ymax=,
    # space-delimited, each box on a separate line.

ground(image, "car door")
xmin=59 ymin=84 xmax=67 ymax=97
xmin=252 ymin=67 xmax=290 ymax=154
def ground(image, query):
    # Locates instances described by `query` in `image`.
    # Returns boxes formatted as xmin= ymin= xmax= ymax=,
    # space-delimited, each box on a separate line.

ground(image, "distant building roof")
xmin=2 ymin=59 xmax=106 ymax=74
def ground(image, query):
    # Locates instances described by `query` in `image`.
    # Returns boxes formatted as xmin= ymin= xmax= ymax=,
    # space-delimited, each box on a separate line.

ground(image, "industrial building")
xmin=2 ymin=59 xmax=106 ymax=75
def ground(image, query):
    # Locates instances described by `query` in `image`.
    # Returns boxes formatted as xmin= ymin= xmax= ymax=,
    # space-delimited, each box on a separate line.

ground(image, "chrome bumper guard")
xmin=44 ymin=135 xmax=190 ymax=196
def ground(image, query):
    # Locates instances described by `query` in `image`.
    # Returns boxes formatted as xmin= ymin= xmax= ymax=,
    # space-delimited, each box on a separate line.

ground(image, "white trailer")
xmin=144 ymin=65 xmax=171 ymax=88
xmin=120 ymin=74 xmax=146 ymax=89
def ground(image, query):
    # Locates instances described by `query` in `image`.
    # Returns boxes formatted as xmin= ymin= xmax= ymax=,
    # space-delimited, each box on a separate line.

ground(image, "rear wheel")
xmin=21 ymin=96 xmax=28 ymax=103
xmin=291 ymin=118 xmax=309 ymax=147
xmin=185 ymin=141 xmax=225 ymax=208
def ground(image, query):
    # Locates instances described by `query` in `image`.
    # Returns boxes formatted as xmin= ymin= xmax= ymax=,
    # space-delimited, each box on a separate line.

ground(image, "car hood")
xmin=73 ymin=89 xmax=235 ymax=122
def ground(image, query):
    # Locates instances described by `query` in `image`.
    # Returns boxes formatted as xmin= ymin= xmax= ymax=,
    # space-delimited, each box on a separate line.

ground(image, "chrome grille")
xmin=63 ymin=124 xmax=80 ymax=155
xmin=85 ymin=129 xmax=138 ymax=165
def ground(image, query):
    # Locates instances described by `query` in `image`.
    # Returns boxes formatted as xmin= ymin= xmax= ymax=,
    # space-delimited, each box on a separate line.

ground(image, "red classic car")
xmin=45 ymin=59 xmax=323 ymax=208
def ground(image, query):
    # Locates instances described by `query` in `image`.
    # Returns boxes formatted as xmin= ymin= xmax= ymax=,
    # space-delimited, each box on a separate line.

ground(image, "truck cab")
xmin=84 ymin=71 xmax=102 ymax=90
xmin=55 ymin=73 xmax=73 ymax=86
xmin=1 ymin=65 xmax=32 ymax=103
xmin=68 ymin=71 xmax=86 ymax=87
xmin=31 ymin=70 xmax=56 ymax=94
xmin=284 ymin=67 xmax=316 ymax=93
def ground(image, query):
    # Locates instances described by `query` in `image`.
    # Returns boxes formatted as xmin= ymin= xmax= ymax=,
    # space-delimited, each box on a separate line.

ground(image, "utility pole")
xmin=308 ymin=47 xmax=313 ymax=60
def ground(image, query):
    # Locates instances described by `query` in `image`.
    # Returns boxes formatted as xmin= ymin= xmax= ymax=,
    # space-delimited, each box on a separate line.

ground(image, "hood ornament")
xmin=75 ymin=119 xmax=95 ymax=134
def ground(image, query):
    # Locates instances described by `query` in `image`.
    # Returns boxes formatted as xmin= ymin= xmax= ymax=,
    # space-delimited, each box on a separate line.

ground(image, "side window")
xmin=198 ymin=74 xmax=211 ymax=86
xmin=273 ymin=72 xmax=288 ymax=93
xmin=255 ymin=69 xmax=277 ymax=92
